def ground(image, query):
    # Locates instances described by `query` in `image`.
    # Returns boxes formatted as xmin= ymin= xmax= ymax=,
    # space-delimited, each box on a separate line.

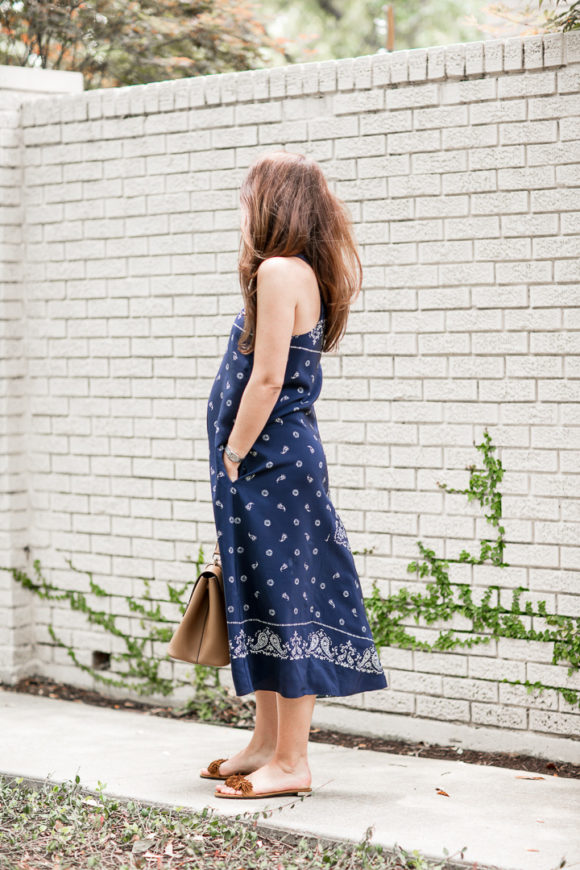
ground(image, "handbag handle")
xmin=212 ymin=539 xmax=221 ymax=566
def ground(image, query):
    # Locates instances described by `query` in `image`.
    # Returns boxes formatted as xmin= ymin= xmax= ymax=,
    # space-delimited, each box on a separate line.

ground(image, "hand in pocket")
xmin=223 ymin=452 xmax=240 ymax=483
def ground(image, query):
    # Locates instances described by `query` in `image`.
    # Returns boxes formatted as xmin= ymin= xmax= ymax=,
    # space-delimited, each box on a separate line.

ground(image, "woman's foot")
xmin=215 ymin=758 xmax=311 ymax=796
xmin=200 ymin=743 xmax=276 ymax=779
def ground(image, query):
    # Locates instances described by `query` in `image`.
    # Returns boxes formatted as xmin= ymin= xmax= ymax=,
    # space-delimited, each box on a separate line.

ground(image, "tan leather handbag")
xmin=167 ymin=541 xmax=230 ymax=667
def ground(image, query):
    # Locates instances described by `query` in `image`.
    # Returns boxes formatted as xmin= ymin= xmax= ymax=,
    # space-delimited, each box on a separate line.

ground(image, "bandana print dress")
xmin=206 ymin=253 xmax=388 ymax=699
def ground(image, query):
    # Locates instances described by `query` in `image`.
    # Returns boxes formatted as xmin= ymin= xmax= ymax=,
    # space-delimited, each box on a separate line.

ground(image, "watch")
xmin=224 ymin=443 xmax=244 ymax=463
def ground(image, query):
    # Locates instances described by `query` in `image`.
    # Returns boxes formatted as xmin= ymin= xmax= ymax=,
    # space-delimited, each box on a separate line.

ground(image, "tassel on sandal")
xmin=200 ymin=757 xmax=232 ymax=780
xmin=214 ymin=773 xmax=312 ymax=799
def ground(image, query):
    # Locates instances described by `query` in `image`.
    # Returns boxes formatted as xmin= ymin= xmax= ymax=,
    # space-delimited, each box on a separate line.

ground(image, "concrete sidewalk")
xmin=1 ymin=690 xmax=578 ymax=870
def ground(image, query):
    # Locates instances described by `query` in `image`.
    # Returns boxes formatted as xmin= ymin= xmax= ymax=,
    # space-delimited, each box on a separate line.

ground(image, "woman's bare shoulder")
xmin=256 ymin=255 xmax=310 ymax=279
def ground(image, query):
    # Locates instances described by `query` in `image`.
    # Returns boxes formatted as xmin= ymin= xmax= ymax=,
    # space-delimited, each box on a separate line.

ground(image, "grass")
xmin=0 ymin=773 xmax=472 ymax=870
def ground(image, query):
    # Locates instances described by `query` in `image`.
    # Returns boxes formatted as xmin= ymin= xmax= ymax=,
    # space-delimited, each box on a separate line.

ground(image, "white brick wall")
xmin=0 ymin=33 xmax=579 ymax=746
xmin=0 ymin=89 xmax=32 ymax=679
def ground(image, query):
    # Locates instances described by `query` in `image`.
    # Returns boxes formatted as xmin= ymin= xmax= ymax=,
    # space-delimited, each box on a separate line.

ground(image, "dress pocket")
xmin=234 ymin=448 xmax=259 ymax=483
xmin=234 ymin=451 xmax=254 ymax=482
xmin=217 ymin=442 xmax=250 ymax=483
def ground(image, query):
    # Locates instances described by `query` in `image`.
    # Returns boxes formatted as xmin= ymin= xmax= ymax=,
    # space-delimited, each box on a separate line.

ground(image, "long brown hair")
xmin=236 ymin=150 xmax=362 ymax=355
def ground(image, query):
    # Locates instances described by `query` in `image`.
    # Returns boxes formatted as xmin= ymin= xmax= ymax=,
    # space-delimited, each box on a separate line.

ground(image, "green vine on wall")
xmin=3 ymin=548 xmax=231 ymax=708
xmin=2 ymin=429 xmax=579 ymax=715
xmin=364 ymin=429 xmax=580 ymax=710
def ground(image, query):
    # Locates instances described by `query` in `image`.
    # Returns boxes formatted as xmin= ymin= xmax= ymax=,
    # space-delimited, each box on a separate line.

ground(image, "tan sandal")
xmin=200 ymin=758 xmax=233 ymax=780
xmin=214 ymin=773 xmax=313 ymax=799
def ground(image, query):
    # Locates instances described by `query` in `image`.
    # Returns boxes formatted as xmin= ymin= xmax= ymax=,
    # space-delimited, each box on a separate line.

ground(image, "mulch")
xmin=3 ymin=675 xmax=578 ymax=781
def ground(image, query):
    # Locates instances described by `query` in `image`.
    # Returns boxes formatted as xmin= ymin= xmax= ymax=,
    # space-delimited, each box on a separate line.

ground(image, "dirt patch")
xmin=2 ymin=674 xmax=578 ymax=781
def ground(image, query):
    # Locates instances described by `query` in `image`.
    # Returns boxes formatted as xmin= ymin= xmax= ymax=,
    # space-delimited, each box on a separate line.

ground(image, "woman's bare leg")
xmin=200 ymin=689 xmax=278 ymax=778
xmin=215 ymin=692 xmax=316 ymax=795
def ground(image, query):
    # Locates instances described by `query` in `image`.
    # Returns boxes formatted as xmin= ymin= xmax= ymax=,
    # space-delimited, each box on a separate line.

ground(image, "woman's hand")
xmin=223 ymin=452 xmax=240 ymax=483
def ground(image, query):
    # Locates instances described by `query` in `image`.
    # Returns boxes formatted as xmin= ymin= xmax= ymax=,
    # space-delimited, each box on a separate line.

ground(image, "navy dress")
xmin=206 ymin=253 xmax=388 ymax=699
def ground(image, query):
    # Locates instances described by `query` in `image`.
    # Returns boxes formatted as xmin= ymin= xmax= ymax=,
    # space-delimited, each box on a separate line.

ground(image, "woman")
xmin=202 ymin=150 xmax=388 ymax=799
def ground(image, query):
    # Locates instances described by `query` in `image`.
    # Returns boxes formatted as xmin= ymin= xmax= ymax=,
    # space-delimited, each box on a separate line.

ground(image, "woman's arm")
xmin=223 ymin=257 xmax=299 ymax=480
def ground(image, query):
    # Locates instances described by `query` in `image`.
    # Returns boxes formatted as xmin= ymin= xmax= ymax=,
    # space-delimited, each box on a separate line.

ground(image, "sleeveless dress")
xmin=206 ymin=253 xmax=388 ymax=699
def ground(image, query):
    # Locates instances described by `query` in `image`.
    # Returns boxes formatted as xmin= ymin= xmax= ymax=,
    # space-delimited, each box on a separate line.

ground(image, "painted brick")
xmin=472 ymin=703 xmax=527 ymax=729
xmin=363 ymin=689 xmax=415 ymax=714
xmin=1 ymin=36 xmax=578 ymax=747
xmin=416 ymin=696 xmax=470 ymax=721
xmin=334 ymin=89 xmax=384 ymax=115
xmin=528 ymin=710 xmax=580 ymax=736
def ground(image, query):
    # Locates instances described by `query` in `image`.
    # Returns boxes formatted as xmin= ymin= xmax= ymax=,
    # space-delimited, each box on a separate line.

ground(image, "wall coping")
xmin=0 ymin=63 xmax=83 ymax=94
xmin=13 ymin=31 xmax=580 ymax=129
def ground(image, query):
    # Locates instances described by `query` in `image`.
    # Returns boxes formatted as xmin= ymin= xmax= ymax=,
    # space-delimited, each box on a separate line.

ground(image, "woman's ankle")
xmin=270 ymin=753 xmax=309 ymax=774
xmin=247 ymin=736 xmax=277 ymax=755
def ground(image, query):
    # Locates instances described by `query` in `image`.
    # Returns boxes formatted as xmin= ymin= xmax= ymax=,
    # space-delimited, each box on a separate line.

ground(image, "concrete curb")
xmin=2 ymin=691 xmax=578 ymax=870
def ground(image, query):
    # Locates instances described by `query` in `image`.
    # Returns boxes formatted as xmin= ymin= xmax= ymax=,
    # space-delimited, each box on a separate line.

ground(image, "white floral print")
xmin=205 ymin=251 xmax=388 ymax=698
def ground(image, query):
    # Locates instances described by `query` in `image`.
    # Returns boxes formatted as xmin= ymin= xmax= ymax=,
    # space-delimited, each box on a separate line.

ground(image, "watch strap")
xmin=224 ymin=443 xmax=244 ymax=463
